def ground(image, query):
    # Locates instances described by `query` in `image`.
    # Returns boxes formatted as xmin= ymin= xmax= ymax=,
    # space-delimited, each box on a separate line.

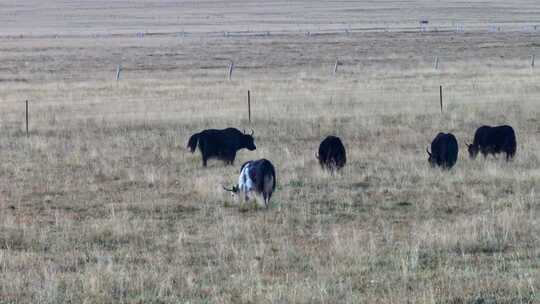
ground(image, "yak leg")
xmin=223 ymin=152 xmax=235 ymax=166
xmin=255 ymin=194 xmax=267 ymax=208
xmin=260 ymin=193 xmax=267 ymax=208
xmin=262 ymin=176 xmax=274 ymax=208
xmin=263 ymin=193 xmax=270 ymax=208
xmin=229 ymin=152 xmax=236 ymax=166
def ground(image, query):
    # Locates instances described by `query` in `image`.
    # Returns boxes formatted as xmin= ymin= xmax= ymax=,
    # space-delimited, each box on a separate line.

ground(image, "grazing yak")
xmin=187 ymin=128 xmax=256 ymax=167
xmin=427 ymin=132 xmax=458 ymax=169
xmin=223 ymin=159 xmax=276 ymax=208
xmin=316 ymin=136 xmax=346 ymax=172
xmin=466 ymin=125 xmax=516 ymax=161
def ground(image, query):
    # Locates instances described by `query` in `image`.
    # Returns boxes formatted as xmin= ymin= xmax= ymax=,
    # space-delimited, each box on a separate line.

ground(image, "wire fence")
xmin=1 ymin=22 xmax=539 ymax=129
xmin=2 ymin=23 xmax=540 ymax=40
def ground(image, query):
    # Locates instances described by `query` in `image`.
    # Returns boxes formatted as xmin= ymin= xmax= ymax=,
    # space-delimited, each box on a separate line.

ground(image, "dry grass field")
xmin=1 ymin=1 xmax=540 ymax=303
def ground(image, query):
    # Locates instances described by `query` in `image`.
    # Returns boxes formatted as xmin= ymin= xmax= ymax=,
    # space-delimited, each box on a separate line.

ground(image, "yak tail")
xmin=187 ymin=133 xmax=200 ymax=153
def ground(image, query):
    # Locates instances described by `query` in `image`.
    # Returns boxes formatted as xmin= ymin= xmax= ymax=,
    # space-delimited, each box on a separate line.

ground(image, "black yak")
xmin=187 ymin=128 xmax=256 ymax=167
xmin=316 ymin=136 xmax=346 ymax=172
xmin=466 ymin=125 xmax=516 ymax=161
xmin=427 ymin=132 xmax=458 ymax=169
xmin=223 ymin=159 xmax=276 ymax=208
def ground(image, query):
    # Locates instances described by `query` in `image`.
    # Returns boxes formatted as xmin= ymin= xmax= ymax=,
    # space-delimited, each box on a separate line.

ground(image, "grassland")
xmin=3 ymin=0 xmax=540 ymax=37
xmin=1 ymin=1 xmax=540 ymax=303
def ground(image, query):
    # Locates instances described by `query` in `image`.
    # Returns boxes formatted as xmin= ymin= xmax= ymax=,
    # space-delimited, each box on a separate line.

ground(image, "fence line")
xmin=2 ymin=23 xmax=539 ymax=41
xmin=0 ymin=53 xmax=536 ymax=107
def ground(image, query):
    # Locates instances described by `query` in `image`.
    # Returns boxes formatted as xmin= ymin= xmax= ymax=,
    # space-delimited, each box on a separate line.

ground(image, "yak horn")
xmin=426 ymin=147 xmax=431 ymax=156
xmin=250 ymin=129 xmax=254 ymax=136
xmin=222 ymin=185 xmax=235 ymax=192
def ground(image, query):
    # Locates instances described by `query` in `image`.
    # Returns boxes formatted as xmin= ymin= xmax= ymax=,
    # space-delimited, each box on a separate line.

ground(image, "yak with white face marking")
xmin=223 ymin=159 xmax=276 ymax=208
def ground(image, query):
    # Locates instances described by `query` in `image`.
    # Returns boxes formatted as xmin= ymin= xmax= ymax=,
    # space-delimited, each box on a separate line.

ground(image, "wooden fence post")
xmin=531 ymin=55 xmax=535 ymax=68
xmin=434 ymin=56 xmax=439 ymax=70
xmin=248 ymin=90 xmax=251 ymax=123
xmin=116 ymin=64 xmax=121 ymax=81
xmin=25 ymin=100 xmax=29 ymax=137
xmin=440 ymin=85 xmax=443 ymax=113
xmin=228 ymin=61 xmax=234 ymax=81
xmin=333 ymin=59 xmax=339 ymax=75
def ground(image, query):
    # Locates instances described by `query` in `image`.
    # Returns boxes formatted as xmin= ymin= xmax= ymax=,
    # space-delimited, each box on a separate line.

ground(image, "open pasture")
xmin=1 ymin=1 xmax=540 ymax=303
